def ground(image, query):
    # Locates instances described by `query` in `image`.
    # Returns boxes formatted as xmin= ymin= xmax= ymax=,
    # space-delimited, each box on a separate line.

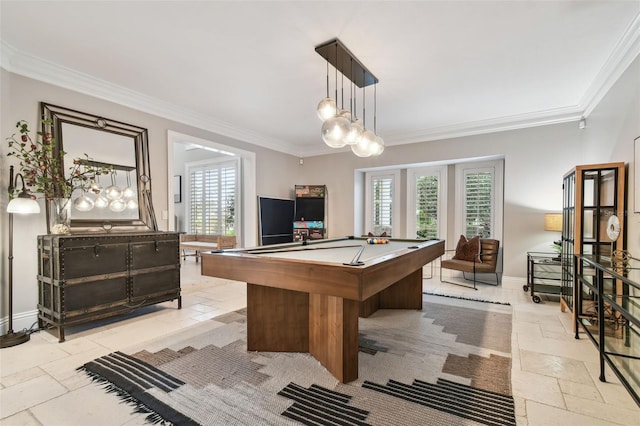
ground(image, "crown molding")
xmin=3 ymin=7 xmax=639 ymax=160
xmin=0 ymin=40 xmax=293 ymax=155
xmin=580 ymin=11 xmax=640 ymax=117
xmin=300 ymin=106 xmax=583 ymax=157
xmin=382 ymin=106 xmax=584 ymax=147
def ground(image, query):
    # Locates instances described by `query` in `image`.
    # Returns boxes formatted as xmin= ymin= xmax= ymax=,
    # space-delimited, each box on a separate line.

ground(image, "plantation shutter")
xmin=220 ymin=165 xmax=236 ymax=234
xmin=372 ymin=175 xmax=393 ymax=230
xmin=189 ymin=160 xmax=236 ymax=235
xmin=415 ymin=175 xmax=439 ymax=239
xmin=464 ymin=170 xmax=493 ymax=238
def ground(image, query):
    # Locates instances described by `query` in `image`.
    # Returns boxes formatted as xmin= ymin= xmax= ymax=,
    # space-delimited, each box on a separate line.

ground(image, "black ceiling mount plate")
xmin=315 ymin=38 xmax=378 ymax=88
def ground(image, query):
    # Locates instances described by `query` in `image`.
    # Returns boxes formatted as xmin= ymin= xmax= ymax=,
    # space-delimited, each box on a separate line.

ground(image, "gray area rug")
xmin=78 ymin=295 xmax=514 ymax=425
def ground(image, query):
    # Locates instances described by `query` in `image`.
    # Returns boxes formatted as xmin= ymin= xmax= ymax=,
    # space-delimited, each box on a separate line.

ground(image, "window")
xmin=365 ymin=170 xmax=400 ymax=236
xmin=455 ymin=161 xmax=503 ymax=241
xmin=407 ymin=166 xmax=447 ymax=239
xmin=187 ymin=158 xmax=238 ymax=235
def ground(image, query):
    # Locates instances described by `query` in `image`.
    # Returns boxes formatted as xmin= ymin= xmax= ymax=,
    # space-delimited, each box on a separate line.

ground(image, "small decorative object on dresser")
xmin=37 ymin=232 xmax=181 ymax=342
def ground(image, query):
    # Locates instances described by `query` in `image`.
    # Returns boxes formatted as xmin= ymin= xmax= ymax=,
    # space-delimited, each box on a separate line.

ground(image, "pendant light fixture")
xmin=122 ymin=171 xmax=136 ymax=199
xmin=344 ymin=59 xmax=363 ymax=146
xmin=73 ymin=191 xmax=95 ymax=212
xmin=321 ymin=43 xmax=351 ymax=148
xmin=105 ymin=171 xmax=122 ymax=200
xmin=315 ymin=38 xmax=383 ymax=156
xmin=316 ymin=62 xmax=337 ymax=121
xmin=368 ymin=83 xmax=384 ymax=156
xmin=94 ymin=195 xmax=109 ymax=209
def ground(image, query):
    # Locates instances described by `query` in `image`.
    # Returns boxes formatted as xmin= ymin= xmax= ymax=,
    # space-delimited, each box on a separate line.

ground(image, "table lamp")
xmin=1 ymin=165 xmax=40 ymax=348
xmin=544 ymin=213 xmax=562 ymax=232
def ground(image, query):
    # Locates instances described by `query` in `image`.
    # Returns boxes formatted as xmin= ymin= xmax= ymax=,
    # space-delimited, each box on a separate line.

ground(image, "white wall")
xmin=581 ymin=55 xmax=640 ymax=257
xmin=0 ymin=71 xmax=300 ymax=333
xmin=1 ymin=53 xmax=638 ymax=334
xmin=297 ymin=55 xmax=639 ymax=279
xmin=299 ymin=123 xmax=582 ymax=278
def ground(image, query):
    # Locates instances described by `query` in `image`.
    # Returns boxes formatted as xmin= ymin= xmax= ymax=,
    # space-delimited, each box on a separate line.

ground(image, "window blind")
xmin=464 ymin=171 xmax=493 ymax=238
xmin=372 ymin=175 xmax=393 ymax=228
xmin=189 ymin=161 xmax=236 ymax=235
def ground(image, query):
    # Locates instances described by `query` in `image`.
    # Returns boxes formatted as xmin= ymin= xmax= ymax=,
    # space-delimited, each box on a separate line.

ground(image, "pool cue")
xmin=344 ymin=244 xmax=366 ymax=266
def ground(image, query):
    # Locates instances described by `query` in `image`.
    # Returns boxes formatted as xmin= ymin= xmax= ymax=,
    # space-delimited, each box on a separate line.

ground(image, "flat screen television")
xmin=258 ymin=196 xmax=295 ymax=245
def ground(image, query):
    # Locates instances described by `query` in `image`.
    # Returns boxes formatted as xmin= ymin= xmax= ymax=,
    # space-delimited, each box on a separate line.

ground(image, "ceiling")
xmin=1 ymin=1 xmax=639 ymax=157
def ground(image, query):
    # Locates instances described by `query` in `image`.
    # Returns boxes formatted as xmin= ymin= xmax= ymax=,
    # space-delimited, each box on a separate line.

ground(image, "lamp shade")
xmin=7 ymin=197 xmax=40 ymax=214
xmin=544 ymin=213 xmax=562 ymax=232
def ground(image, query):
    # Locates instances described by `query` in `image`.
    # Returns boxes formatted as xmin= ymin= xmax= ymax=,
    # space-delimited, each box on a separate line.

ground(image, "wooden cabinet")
xmin=37 ymin=232 xmax=181 ymax=342
xmin=561 ymin=163 xmax=626 ymax=326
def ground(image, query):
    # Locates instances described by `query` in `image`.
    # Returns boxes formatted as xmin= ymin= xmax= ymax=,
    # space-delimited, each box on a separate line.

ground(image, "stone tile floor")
xmin=0 ymin=260 xmax=638 ymax=425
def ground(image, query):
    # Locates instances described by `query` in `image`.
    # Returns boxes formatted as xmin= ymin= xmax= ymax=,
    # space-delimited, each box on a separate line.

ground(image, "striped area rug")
xmin=78 ymin=295 xmax=514 ymax=425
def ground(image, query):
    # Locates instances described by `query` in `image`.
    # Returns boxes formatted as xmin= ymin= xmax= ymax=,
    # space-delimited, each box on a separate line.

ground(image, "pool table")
xmin=201 ymin=236 xmax=444 ymax=383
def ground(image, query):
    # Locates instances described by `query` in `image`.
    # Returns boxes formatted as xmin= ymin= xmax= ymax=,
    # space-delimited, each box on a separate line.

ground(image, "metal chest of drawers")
xmin=37 ymin=232 xmax=181 ymax=342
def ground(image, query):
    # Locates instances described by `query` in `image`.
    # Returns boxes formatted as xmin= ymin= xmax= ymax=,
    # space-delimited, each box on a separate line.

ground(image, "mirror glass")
xmin=41 ymin=103 xmax=154 ymax=231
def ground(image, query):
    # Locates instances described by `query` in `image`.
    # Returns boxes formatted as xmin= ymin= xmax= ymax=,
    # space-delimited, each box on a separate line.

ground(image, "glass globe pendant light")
xmin=94 ymin=195 xmax=109 ymax=209
xmin=344 ymin=119 xmax=363 ymax=145
xmin=109 ymin=198 xmax=126 ymax=212
xmin=89 ymin=177 xmax=103 ymax=195
xmin=322 ymin=60 xmax=351 ymax=147
xmin=317 ymin=98 xmax=336 ymax=122
xmin=105 ymin=171 xmax=122 ymax=200
xmin=316 ymin=62 xmax=336 ymax=121
xmin=74 ymin=191 xmax=95 ymax=212
xmin=368 ymin=83 xmax=384 ymax=156
xmin=344 ymin=76 xmax=363 ymax=145
xmin=369 ymin=135 xmax=385 ymax=156
xmin=321 ymin=115 xmax=350 ymax=148
xmin=126 ymin=199 xmax=138 ymax=210
xmin=351 ymin=80 xmax=373 ymax=157
xmin=122 ymin=171 xmax=136 ymax=199
xmin=352 ymin=129 xmax=375 ymax=157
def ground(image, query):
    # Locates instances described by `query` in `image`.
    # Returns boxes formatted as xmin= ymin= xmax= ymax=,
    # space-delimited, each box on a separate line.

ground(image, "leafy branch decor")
xmin=6 ymin=120 xmax=110 ymax=233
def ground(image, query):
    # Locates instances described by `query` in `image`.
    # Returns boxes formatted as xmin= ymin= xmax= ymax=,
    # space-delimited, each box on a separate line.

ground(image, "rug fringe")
xmin=423 ymin=292 xmax=511 ymax=306
xmin=76 ymin=366 xmax=173 ymax=425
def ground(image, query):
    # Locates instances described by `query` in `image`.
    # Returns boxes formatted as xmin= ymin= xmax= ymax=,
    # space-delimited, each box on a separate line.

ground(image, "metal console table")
xmin=525 ymin=252 xmax=562 ymax=303
xmin=575 ymin=254 xmax=639 ymax=407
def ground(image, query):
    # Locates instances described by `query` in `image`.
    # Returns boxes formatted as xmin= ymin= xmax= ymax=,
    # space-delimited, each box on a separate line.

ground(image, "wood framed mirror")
xmin=41 ymin=102 xmax=156 ymax=231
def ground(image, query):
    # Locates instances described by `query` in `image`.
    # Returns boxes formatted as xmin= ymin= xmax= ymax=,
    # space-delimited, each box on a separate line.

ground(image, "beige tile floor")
xmin=1 ymin=260 xmax=638 ymax=425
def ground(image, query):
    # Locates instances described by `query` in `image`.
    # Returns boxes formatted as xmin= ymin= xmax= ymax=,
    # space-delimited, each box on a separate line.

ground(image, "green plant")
xmin=6 ymin=120 xmax=109 ymax=199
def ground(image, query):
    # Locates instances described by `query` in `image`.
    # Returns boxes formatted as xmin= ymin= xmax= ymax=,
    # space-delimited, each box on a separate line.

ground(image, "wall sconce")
xmin=1 ymin=166 xmax=40 ymax=348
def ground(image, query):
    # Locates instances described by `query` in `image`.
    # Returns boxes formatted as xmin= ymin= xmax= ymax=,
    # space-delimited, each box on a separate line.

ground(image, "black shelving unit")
xmin=293 ymin=185 xmax=327 ymax=241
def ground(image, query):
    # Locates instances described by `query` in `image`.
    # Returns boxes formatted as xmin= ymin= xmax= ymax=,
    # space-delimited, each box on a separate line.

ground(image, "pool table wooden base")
xmin=246 ymin=268 xmax=423 ymax=383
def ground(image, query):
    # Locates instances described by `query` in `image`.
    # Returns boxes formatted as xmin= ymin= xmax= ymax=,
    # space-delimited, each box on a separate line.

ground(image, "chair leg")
xmin=462 ymin=271 xmax=500 ymax=287
xmin=441 ymin=269 xmax=478 ymax=290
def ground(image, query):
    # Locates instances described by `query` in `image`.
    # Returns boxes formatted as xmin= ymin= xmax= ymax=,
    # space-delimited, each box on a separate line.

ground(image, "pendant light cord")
xmin=362 ymin=69 xmax=366 ymax=128
xmin=325 ymin=61 xmax=329 ymax=98
xmin=374 ymin=83 xmax=377 ymax=134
